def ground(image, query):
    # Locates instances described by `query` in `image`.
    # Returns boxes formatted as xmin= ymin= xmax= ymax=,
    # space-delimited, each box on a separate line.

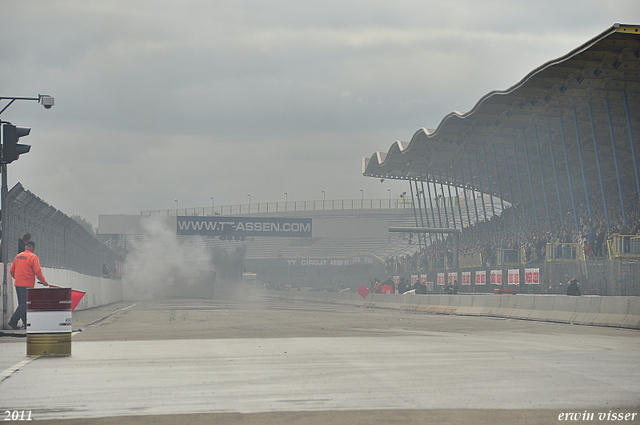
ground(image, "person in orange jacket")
xmin=8 ymin=240 xmax=48 ymax=330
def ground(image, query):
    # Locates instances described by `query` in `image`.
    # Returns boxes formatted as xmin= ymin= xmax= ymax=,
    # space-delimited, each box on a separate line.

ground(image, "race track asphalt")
xmin=1 ymin=293 xmax=639 ymax=424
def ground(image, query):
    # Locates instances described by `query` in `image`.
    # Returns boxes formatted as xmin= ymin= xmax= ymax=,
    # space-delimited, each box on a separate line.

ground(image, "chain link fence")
xmin=3 ymin=183 xmax=120 ymax=277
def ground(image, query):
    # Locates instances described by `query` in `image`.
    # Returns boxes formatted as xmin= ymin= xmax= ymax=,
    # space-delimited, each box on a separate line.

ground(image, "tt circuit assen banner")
xmin=177 ymin=216 xmax=312 ymax=238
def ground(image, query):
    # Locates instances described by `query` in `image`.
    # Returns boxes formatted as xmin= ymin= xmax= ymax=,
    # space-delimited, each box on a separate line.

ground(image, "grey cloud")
xmin=1 ymin=0 xmax=638 ymax=223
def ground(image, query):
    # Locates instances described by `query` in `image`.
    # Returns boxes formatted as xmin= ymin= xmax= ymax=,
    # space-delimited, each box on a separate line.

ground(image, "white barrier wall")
xmin=42 ymin=268 xmax=124 ymax=311
xmin=5 ymin=267 xmax=124 ymax=321
xmin=268 ymin=291 xmax=640 ymax=330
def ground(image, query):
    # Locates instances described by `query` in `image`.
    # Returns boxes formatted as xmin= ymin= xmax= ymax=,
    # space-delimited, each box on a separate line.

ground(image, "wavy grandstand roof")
xmin=362 ymin=24 xmax=640 ymax=221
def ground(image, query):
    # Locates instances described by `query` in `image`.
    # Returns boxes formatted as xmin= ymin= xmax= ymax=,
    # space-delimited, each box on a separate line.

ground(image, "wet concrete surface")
xmin=1 ymin=295 xmax=639 ymax=424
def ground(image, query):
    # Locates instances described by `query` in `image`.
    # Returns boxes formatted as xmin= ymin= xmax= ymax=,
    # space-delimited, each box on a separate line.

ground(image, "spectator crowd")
xmin=386 ymin=179 xmax=640 ymax=275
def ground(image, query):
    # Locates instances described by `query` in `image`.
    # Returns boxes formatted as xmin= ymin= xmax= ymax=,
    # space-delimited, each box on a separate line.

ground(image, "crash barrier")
xmin=268 ymin=290 xmax=640 ymax=329
xmin=4 ymin=267 xmax=124 ymax=326
xmin=40 ymin=268 xmax=123 ymax=311
xmin=26 ymin=287 xmax=72 ymax=356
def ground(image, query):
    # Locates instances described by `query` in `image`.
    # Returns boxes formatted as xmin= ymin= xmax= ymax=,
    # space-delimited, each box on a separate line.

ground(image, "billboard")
xmin=176 ymin=216 xmax=312 ymax=237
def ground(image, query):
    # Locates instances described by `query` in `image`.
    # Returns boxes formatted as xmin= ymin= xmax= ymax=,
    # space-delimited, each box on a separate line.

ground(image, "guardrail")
xmin=143 ymin=195 xmax=509 ymax=218
xmin=546 ymin=242 xmax=585 ymax=262
xmin=268 ymin=290 xmax=640 ymax=329
xmin=608 ymin=235 xmax=640 ymax=260
xmin=142 ymin=198 xmax=417 ymax=216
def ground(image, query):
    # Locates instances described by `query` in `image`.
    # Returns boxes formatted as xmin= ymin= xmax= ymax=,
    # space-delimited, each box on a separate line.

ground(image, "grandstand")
xmin=128 ymin=196 xmax=506 ymax=291
xmin=362 ymin=23 xmax=640 ymax=296
xmin=124 ymin=25 xmax=640 ymax=296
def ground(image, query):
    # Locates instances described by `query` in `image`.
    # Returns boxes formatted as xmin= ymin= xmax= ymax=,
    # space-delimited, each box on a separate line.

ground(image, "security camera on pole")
xmin=0 ymin=94 xmax=53 ymax=330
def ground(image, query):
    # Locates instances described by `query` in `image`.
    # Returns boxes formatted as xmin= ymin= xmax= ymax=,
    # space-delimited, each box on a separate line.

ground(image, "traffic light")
xmin=2 ymin=123 xmax=31 ymax=164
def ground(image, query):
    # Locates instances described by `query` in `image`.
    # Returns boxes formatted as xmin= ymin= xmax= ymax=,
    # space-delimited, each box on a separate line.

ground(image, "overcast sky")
xmin=1 ymin=1 xmax=638 ymax=226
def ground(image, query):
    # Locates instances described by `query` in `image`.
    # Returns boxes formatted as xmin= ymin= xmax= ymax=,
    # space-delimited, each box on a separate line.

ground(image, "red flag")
xmin=357 ymin=284 xmax=370 ymax=299
xmin=49 ymin=285 xmax=86 ymax=311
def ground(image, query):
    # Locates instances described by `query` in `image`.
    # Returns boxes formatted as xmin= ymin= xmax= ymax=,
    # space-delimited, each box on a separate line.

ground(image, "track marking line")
xmin=0 ymin=356 xmax=40 ymax=384
xmin=72 ymin=302 xmax=140 ymax=336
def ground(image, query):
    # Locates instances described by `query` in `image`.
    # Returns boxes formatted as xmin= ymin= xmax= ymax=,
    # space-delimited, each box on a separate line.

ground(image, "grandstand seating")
xmin=129 ymin=198 xmax=501 ymax=264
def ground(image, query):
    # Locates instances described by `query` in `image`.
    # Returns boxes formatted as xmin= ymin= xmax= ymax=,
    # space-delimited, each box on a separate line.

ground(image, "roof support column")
xmin=420 ymin=180 xmax=434 ymax=245
xmin=433 ymin=175 xmax=444 ymax=231
xmin=449 ymin=162 xmax=465 ymax=241
xmin=546 ymin=123 xmax=565 ymax=233
xmin=458 ymin=159 xmax=474 ymax=241
xmin=573 ymin=106 xmax=592 ymax=221
xmin=438 ymin=171 xmax=451 ymax=229
xmin=474 ymin=152 xmax=490 ymax=238
xmin=491 ymin=143 xmax=507 ymax=234
xmin=623 ymin=90 xmax=640 ymax=207
xmin=605 ymin=98 xmax=627 ymax=227
xmin=501 ymin=144 xmax=518 ymax=237
xmin=482 ymin=144 xmax=498 ymax=235
xmin=389 ymin=227 xmax=461 ymax=270
xmin=511 ymin=136 xmax=527 ymax=234
xmin=534 ymin=126 xmax=553 ymax=232
xmin=445 ymin=168 xmax=457 ymax=230
xmin=522 ymin=128 xmax=540 ymax=232
xmin=559 ymin=114 xmax=580 ymax=234
xmin=408 ymin=180 xmax=423 ymax=249
xmin=588 ymin=103 xmax=610 ymax=229
xmin=467 ymin=159 xmax=482 ymax=240
xmin=416 ymin=179 xmax=429 ymax=247
xmin=425 ymin=177 xmax=440 ymax=243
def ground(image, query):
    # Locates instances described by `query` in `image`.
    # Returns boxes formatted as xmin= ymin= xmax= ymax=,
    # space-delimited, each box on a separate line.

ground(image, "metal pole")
xmin=1 ymin=162 xmax=7 ymax=329
xmin=458 ymin=159 xmax=473 ymax=239
xmin=534 ymin=126 xmax=553 ymax=232
xmin=573 ymin=106 xmax=592 ymax=221
xmin=425 ymin=178 xmax=440 ymax=242
xmin=491 ymin=143 xmax=506 ymax=234
xmin=0 ymin=96 xmax=55 ymax=328
xmin=409 ymin=180 xmax=423 ymax=249
xmin=605 ymin=98 xmax=627 ymax=227
xmin=522 ymin=128 xmax=540 ymax=231
xmin=433 ymin=176 xmax=444 ymax=230
xmin=546 ymin=123 xmax=565 ymax=232
xmin=467 ymin=159 xmax=481 ymax=238
xmin=438 ymin=171 xmax=450 ymax=229
xmin=559 ymin=115 xmax=580 ymax=234
xmin=438 ymin=171 xmax=454 ymax=266
xmin=389 ymin=227 xmax=461 ymax=270
xmin=415 ymin=180 xmax=427 ymax=247
xmin=474 ymin=152 xmax=490 ymax=238
xmin=588 ymin=103 xmax=610 ymax=229
xmin=449 ymin=162 xmax=465 ymax=242
xmin=512 ymin=135 xmax=528 ymax=234
xmin=453 ymin=230 xmax=459 ymax=270
xmin=444 ymin=167 xmax=457 ymax=230
xmin=420 ymin=180 xmax=434 ymax=245
xmin=482 ymin=144 xmax=498 ymax=234
xmin=623 ymin=90 xmax=640 ymax=207
xmin=502 ymin=144 xmax=518 ymax=237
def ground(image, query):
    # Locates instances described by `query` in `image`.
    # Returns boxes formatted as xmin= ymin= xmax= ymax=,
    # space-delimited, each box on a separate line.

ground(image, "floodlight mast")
xmin=1 ymin=94 xmax=54 ymax=330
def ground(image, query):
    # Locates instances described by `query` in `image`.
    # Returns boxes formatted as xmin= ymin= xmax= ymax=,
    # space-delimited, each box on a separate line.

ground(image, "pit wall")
xmin=5 ymin=267 xmax=124 ymax=321
xmin=267 ymin=290 xmax=640 ymax=330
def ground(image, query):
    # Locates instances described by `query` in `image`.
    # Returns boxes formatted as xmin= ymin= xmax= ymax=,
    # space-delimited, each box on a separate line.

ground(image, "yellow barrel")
xmin=26 ymin=333 xmax=72 ymax=356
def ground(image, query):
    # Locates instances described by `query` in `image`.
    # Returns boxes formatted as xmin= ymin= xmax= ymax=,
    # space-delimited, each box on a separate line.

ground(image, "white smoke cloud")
xmin=122 ymin=216 xmax=209 ymax=299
